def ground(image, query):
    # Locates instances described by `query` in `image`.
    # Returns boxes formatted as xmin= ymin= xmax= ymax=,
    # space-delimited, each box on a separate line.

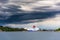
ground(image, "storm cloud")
xmin=0 ymin=0 xmax=60 ymax=29
xmin=0 ymin=0 xmax=8 ymax=3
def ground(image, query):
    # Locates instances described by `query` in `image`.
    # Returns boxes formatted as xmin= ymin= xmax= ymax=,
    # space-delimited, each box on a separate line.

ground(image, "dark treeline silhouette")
xmin=55 ymin=28 xmax=60 ymax=31
xmin=0 ymin=26 xmax=27 ymax=31
xmin=0 ymin=26 xmax=60 ymax=32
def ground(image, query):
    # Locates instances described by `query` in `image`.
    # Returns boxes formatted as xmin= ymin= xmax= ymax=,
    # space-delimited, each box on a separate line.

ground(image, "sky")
xmin=0 ymin=0 xmax=60 ymax=29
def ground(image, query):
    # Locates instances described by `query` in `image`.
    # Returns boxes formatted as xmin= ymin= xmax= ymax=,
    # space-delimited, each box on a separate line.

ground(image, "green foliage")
xmin=0 ymin=26 xmax=27 ymax=31
xmin=55 ymin=28 xmax=60 ymax=31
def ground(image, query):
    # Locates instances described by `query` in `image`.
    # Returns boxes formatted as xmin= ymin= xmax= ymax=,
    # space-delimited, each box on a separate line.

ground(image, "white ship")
xmin=24 ymin=25 xmax=39 ymax=31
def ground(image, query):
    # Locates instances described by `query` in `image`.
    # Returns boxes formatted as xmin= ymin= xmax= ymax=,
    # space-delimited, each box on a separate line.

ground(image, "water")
xmin=0 ymin=32 xmax=60 ymax=40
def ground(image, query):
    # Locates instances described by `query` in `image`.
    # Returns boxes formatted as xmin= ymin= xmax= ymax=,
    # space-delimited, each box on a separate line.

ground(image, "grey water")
xmin=0 ymin=32 xmax=60 ymax=40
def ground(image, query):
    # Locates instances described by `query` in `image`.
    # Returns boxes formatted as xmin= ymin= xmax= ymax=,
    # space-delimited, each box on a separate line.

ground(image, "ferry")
xmin=24 ymin=25 xmax=39 ymax=32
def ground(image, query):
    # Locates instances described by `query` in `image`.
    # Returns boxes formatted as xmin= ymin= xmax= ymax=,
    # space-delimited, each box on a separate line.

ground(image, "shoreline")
xmin=0 ymin=30 xmax=60 ymax=32
xmin=0 ymin=26 xmax=60 ymax=32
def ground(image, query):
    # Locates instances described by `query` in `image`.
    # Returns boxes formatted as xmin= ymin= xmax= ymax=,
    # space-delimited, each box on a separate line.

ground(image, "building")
xmin=24 ymin=25 xmax=39 ymax=31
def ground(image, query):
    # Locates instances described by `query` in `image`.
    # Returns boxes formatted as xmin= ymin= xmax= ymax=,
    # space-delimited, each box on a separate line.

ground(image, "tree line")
xmin=0 ymin=26 xmax=27 ymax=32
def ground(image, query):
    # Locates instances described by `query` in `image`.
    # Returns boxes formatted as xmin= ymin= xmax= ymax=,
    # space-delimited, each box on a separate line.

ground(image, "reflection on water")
xmin=0 ymin=32 xmax=60 ymax=40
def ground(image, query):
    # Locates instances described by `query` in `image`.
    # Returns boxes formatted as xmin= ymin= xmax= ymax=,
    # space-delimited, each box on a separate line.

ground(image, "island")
xmin=0 ymin=26 xmax=27 ymax=32
xmin=0 ymin=26 xmax=60 ymax=32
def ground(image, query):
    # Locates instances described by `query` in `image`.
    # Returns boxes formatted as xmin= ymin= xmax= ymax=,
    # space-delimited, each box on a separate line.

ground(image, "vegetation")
xmin=0 ymin=26 xmax=27 ymax=32
xmin=55 ymin=28 xmax=60 ymax=31
xmin=0 ymin=26 xmax=60 ymax=32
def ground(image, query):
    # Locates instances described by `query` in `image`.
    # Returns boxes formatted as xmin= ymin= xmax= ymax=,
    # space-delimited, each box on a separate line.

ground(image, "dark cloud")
xmin=0 ymin=5 xmax=22 ymax=20
xmin=0 ymin=4 xmax=60 ymax=25
xmin=3 ymin=11 xmax=59 ymax=24
xmin=2 ymin=5 xmax=21 ymax=13
xmin=56 ymin=3 xmax=60 ymax=6
xmin=0 ymin=0 xmax=8 ymax=3
xmin=34 ymin=6 xmax=51 ymax=10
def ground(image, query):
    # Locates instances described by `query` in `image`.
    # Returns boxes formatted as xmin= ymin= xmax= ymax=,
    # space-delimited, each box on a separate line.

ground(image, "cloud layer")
xmin=0 ymin=0 xmax=60 ymax=29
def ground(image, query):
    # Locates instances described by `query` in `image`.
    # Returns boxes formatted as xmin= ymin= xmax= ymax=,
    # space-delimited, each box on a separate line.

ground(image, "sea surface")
xmin=0 ymin=32 xmax=60 ymax=40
